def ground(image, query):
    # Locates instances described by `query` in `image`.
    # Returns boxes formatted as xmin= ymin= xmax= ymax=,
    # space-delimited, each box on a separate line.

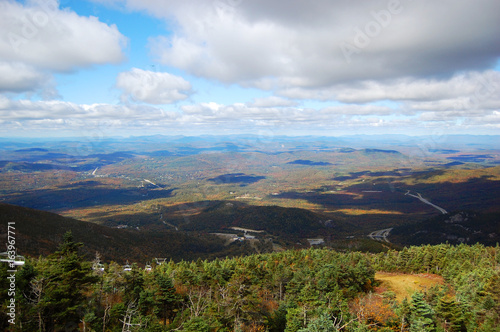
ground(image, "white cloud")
xmin=0 ymin=0 xmax=126 ymax=95
xmin=1 ymin=95 xmax=499 ymax=137
xmin=247 ymin=96 xmax=298 ymax=108
xmin=465 ymin=111 xmax=500 ymax=126
xmin=0 ymin=0 xmax=126 ymax=71
xmin=127 ymin=0 xmax=500 ymax=89
xmin=116 ymin=68 xmax=192 ymax=104
xmin=0 ymin=61 xmax=55 ymax=96
xmin=101 ymin=0 xmax=500 ymax=136
xmin=3 ymin=0 xmax=500 ymax=136
xmin=320 ymin=104 xmax=395 ymax=116
xmin=179 ymin=102 xmax=398 ymax=126
xmin=279 ymin=70 xmax=500 ymax=114
xmin=0 ymin=97 xmax=152 ymax=121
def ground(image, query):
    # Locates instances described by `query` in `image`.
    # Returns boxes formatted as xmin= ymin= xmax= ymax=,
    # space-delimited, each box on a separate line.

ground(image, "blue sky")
xmin=1 ymin=0 xmax=500 ymax=138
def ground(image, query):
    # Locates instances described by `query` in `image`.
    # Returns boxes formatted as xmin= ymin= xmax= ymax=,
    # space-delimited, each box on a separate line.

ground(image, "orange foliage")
xmin=174 ymin=283 xmax=189 ymax=296
xmin=241 ymin=322 xmax=267 ymax=332
xmin=350 ymin=294 xmax=398 ymax=330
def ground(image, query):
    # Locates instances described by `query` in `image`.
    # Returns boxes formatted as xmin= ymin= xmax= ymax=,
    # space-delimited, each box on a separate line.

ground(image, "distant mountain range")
xmin=2 ymin=134 xmax=499 ymax=152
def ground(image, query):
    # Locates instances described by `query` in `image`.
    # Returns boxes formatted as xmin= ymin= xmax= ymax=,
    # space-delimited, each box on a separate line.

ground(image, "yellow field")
xmin=375 ymin=272 xmax=445 ymax=302
xmin=328 ymin=208 xmax=403 ymax=215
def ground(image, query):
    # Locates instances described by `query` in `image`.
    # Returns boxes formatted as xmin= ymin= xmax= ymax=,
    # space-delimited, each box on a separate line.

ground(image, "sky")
xmin=1 ymin=0 xmax=500 ymax=138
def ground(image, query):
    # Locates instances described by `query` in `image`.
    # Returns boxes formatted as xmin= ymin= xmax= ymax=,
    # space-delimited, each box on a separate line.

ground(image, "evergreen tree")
xmin=123 ymin=264 xmax=145 ymax=304
xmin=298 ymin=312 xmax=338 ymax=332
xmin=397 ymin=297 xmax=411 ymax=331
xmin=436 ymin=295 xmax=466 ymax=332
xmin=410 ymin=292 xmax=435 ymax=332
xmin=484 ymin=273 xmax=500 ymax=316
xmin=153 ymin=272 xmax=178 ymax=325
xmin=38 ymin=231 xmax=97 ymax=331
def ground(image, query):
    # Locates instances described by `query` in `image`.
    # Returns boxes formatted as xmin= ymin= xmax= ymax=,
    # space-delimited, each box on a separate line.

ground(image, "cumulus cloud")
xmin=0 ymin=0 xmax=126 ymax=71
xmin=0 ymin=0 xmax=126 ymax=95
xmin=115 ymin=0 xmax=500 ymax=89
xmin=3 ymin=0 xmax=500 ymax=136
xmin=96 ymin=0 xmax=500 ymax=134
xmin=116 ymin=68 xmax=192 ymax=104
xmin=0 ymin=97 xmax=167 ymax=121
xmin=279 ymin=71 xmax=500 ymax=105
xmin=0 ymin=61 xmax=56 ymax=96
xmin=0 ymin=97 xmax=382 ymax=131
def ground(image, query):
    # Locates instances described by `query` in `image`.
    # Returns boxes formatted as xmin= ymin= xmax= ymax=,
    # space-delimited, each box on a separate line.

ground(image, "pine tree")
xmin=410 ymin=292 xmax=435 ymax=332
xmin=153 ymin=272 xmax=178 ymax=325
xmin=38 ymin=231 xmax=97 ymax=331
xmin=436 ymin=295 xmax=466 ymax=332
xmin=397 ymin=297 xmax=411 ymax=331
xmin=484 ymin=273 xmax=500 ymax=315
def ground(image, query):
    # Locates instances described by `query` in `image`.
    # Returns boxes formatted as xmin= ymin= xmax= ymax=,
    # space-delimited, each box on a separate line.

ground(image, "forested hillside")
xmin=0 ymin=203 xmax=255 ymax=263
xmin=2 ymin=234 xmax=499 ymax=331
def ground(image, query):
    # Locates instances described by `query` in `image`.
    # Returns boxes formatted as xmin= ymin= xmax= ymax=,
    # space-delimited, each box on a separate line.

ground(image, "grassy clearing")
xmin=375 ymin=272 xmax=445 ymax=302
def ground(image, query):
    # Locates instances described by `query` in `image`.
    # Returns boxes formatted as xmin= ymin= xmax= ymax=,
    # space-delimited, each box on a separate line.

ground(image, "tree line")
xmin=1 ymin=234 xmax=499 ymax=331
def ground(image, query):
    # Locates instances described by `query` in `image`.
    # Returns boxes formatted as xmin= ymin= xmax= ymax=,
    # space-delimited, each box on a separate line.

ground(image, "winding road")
xmin=405 ymin=190 xmax=448 ymax=214
xmin=368 ymin=190 xmax=448 ymax=242
xmin=368 ymin=228 xmax=393 ymax=242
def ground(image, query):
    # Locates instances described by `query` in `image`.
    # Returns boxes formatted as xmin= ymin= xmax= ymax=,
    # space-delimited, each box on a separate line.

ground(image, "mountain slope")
xmin=0 ymin=203 xmax=247 ymax=263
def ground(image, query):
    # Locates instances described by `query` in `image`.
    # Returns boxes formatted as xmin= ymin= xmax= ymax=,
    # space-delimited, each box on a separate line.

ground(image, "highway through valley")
xmin=405 ymin=191 xmax=448 ymax=214
xmin=368 ymin=228 xmax=393 ymax=242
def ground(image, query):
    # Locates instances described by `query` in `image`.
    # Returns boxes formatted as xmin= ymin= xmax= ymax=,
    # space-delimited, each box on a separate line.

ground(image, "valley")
xmin=1 ymin=134 xmax=500 ymax=331
xmin=1 ymin=135 xmax=499 ymax=262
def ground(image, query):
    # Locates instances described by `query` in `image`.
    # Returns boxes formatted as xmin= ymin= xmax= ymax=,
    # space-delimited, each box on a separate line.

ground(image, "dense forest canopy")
xmin=2 ymin=234 xmax=499 ymax=331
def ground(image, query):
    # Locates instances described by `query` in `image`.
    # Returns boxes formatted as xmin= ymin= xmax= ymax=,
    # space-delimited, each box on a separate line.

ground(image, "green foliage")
xmin=435 ymin=295 xmax=466 ymax=332
xmin=2 ymin=237 xmax=500 ymax=331
xmin=181 ymin=317 xmax=212 ymax=331
xmin=298 ymin=312 xmax=338 ymax=332
xmin=372 ymin=243 xmax=500 ymax=331
xmin=153 ymin=272 xmax=179 ymax=324
xmin=410 ymin=292 xmax=435 ymax=331
xmin=9 ymin=231 xmax=98 ymax=331
xmin=2 ymin=243 xmax=376 ymax=331
xmin=268 ymin=304 xmax=289 ymax=332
